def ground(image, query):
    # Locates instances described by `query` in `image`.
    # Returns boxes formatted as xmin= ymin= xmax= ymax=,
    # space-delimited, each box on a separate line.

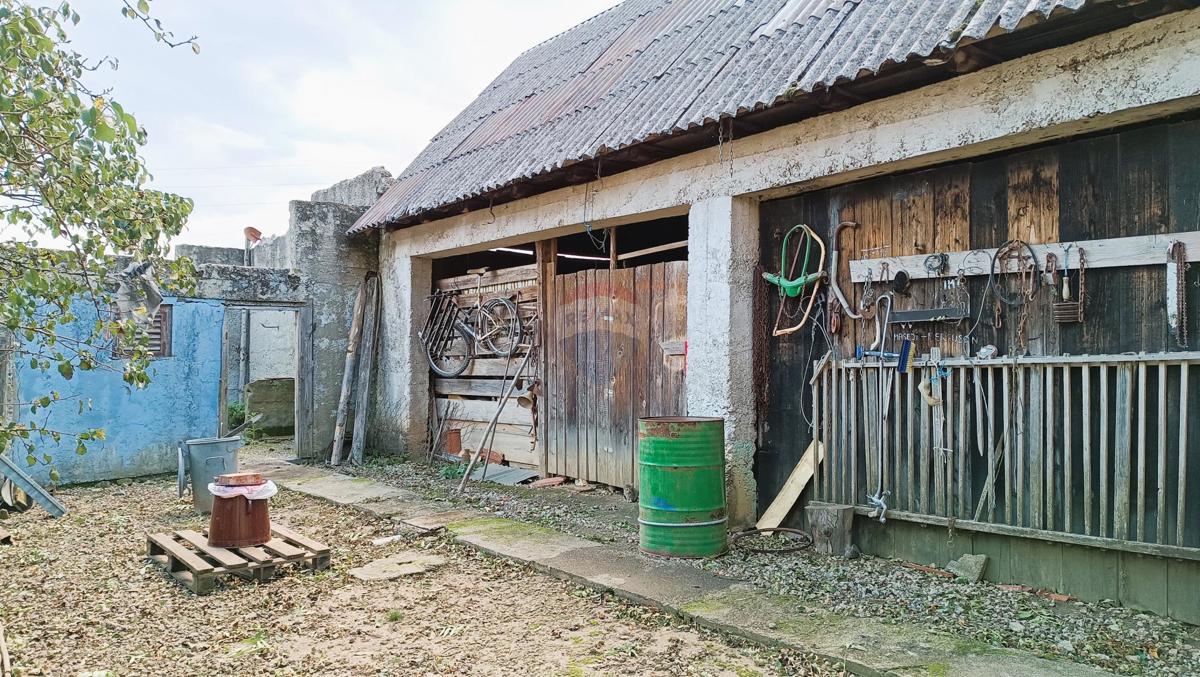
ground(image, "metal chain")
xmin=1172 ymin=242 xmax=1189 ymax=347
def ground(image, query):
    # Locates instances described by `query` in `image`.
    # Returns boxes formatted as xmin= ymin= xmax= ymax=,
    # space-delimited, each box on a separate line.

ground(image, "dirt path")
xmin=0 ymin=477 xmax=835 ymax=676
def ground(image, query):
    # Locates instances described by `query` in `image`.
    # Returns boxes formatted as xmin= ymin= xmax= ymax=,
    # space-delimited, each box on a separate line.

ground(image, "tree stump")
xmin=805 ymin=504 xmax=854 ymax=556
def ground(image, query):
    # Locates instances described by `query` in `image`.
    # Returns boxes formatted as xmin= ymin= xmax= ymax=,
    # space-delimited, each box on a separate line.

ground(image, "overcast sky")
xmin=68 ymin=1 xmax=619 ymax=249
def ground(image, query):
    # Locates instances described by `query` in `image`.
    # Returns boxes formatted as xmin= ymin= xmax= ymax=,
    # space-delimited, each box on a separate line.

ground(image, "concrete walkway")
xmin=246 ymin=457 xmax=1104 ymax=677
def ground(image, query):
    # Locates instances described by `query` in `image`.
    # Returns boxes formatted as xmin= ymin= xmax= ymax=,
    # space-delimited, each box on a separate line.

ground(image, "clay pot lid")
xmin=215 ymin=472 xmax=265 ymax=487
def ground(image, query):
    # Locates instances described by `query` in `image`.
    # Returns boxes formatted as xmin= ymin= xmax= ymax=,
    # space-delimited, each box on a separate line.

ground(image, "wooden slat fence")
xmin=811 ymin=352 xmax=1200 ymax=555
xmin=543 ymin=261 xmax=687 ymax=488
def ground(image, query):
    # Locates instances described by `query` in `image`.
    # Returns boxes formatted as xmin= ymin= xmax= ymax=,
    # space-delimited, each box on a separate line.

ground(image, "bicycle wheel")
xmin=427 ymin=322 xmax=472 ymax=378
xmin=480 ymin=297 xmax=524 ymax=357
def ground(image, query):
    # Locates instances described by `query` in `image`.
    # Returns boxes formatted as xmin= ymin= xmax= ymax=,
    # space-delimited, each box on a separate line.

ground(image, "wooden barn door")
xmin=542 ymin=261 xmax=687 ymax=488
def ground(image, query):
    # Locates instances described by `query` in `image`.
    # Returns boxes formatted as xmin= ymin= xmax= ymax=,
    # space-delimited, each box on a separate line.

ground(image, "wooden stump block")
xmin=805 ymin=504 xmax=854 ymax=556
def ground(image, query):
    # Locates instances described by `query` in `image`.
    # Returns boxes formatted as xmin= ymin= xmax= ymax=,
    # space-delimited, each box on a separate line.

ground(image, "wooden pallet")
xmin=146 ymin=523 xmax=330 ymax=595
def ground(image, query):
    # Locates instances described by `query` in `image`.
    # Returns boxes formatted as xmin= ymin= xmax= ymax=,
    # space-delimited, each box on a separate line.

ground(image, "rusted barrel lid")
xmin=215 ymin=472 xmax=264 ymax=487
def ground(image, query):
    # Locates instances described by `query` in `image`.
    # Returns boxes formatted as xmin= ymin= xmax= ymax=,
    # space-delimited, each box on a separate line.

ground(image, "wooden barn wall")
xmin=756 ymin=120 xmax=1200 ymax=622
xmin=543 ymin=261 xmax=687 ymax=489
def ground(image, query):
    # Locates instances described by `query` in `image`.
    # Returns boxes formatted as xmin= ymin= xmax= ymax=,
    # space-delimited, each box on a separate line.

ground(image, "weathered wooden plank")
xmin=570 ymin=271 xmax=585 ymax=479
xmin=535 ymin=239 xmax=556 ymax=476
xmin=650 ymin=263 xmax=666 ymax=415
xmin=811 ymin=372 xmax=820 ymax=499
xmin=1083 ymin=365 xmax=1093 ymax=536
xmin=176 ymin=530 xmax=249 ymax=569
xmin=848 ymin=231 xmax=1200 ymax=283
xmin=270 ymin=523 xmax=331 ymax=555
xmin=906 ymin=368 xmax=916 ymax=512
xmin=583 ymin=269 xmax=597 ymax=482
xmin=920 ymin=368 xmax=931 ymax=515
xmin=1136 ymin=362 xmax=1147 ymax=542
xmin=435 ymin=398 xmax=533 ymax=427
xmin=849 ymin=367 xmax=859 ymax=504
xmin=848 ymin=369 xmax=858 ymax=505
xmin=350 ymin=275 xmax=380 ymax=467
xmin=1100 ymin=366 xmax=1111 ymax=538
xmin=331 ymin=277 xmax=370 ymax=465
xmin=758 ymin=441 xmax=825 ymax=530
xmin=985 ymin=367 xmax=997 ymax=522
xmin=616 ymin=240 xmax=687 ymax=262
xmin=1179 ymin=362 xmax=1190 ymax=547
xmin=632 ymin=265 xmax=651 ymax=488
xmin=1016 ymin=367 xmax=1026 ymax=527
xmin=893 ymin=369 xmax=902 ymax=509
xmin=433 ymin=378 xmax=515 ymax=398
xmin=1044 ymin=365 xmax=1055 ymax=530
xmin=148 ymin=533 xmax=215 ymax=574
xmin=1063 ymin=365 xmax=1073 ymax=533
xmin=1157 ymin=362 xmax=1168 ymax=545
xmin=1114 ymin=364 xmax=1133 ymax=541
xmin=261 ymin=538 xmax=306 ymax=560
xmin=435 ymin=264 xmax=538 ymax=292
xmin=958 ymin=366 xmax=968 ymax=517
xmin=1029 ymin=366 xmax=1044 ymax=530
xmin=611 ymin=268 xmax=635 ymax=490
xmin=1003 ymin=366 xmax=1013 ymax=525
xmin=594 ymin=269 xmax=616 ymax=486
xmin=836 ymin=364 xmax=846 ymax=503
xmin=663 ymin=261 xmax=688 ymax=414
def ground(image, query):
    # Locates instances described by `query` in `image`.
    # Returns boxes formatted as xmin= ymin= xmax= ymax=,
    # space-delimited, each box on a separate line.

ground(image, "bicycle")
xmin=420 ymin=267 xmax=525 ymax=378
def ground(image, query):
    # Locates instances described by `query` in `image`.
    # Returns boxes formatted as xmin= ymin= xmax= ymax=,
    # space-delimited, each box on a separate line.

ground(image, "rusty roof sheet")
xmin=351 ymin=0 xmax=1090 ymax=233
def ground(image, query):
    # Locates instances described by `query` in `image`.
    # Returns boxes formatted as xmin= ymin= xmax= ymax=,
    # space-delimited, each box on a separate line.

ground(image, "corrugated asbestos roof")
xmin=350 ymin=0 xmax=1090 ymax=233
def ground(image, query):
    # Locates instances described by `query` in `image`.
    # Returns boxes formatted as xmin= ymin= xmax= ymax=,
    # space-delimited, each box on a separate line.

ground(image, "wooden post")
xmin=535 ymin=239 xmax=557 ymax=476
xmin=349 ymin=276 xmax=380 ymax=466
xmin=608 ymin=228 xmax=618 ymax=270
xmin=330 ymin=276 xmax=372 ymax=465
xmin=805 ymin=504 xmax=854 ymax=556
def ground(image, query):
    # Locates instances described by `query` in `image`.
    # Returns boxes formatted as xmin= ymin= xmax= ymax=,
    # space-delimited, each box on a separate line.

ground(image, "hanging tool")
xmin=917 ymin=364 xmax=951 ymax=407
xmin=1053 ymin=245 xmax=1085 ymax=323
xmin=763 ymin=224 xmax=827 ymax=336
xmin=855 ymin=340 xmax=912 ymax=373
xmin=828 ymin=221 xmax=861 ymax=320
xmin=857 ymin=293 xmax=909 ymax=523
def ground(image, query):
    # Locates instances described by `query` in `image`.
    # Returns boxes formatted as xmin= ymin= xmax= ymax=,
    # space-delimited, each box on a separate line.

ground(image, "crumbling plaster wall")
xmin=286 ymin=200 xmax=379 ymax=456
xmin=370 ymin=10 xmax=1200 ymax=520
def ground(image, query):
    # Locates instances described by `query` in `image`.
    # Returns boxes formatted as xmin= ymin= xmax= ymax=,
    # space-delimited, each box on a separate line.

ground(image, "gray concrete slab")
xmin=281 ymin=473 xmax=409 ymax=505
xmin=447 ymin=517 xmax=601 ymax=562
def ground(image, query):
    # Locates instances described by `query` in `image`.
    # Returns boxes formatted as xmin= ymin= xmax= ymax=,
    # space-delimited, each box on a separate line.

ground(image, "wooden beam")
xmin=829 ymin=503 xmax=1200 ymax=563
xmin=349 ymin=275 xmax=380 ymax=466
xmin=848 ymin=231 xmax=1200 ymax=283
xmin=330 ymin=276 xmax=371 ymax=465
xmin=435 ymin=263 xmax=538 ymax=291
xmin=756 ymin=441 xmax=825 ymax=530
xmin=616 ymin=240 xmax=687 ymax=262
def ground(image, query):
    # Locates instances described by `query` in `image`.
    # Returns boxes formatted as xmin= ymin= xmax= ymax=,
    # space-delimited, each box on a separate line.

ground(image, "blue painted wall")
xmin=16 ymin=297 xmax=225 ymax=484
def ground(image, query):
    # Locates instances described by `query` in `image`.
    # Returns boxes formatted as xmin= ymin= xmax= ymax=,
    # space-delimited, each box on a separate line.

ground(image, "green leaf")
xmin=94 ymin=122 xmax=116 ymax=142
xmin=137 ymin=0 xmax=150 ymax=14
xmin=57 ymin=361 xmax=74 ymax=380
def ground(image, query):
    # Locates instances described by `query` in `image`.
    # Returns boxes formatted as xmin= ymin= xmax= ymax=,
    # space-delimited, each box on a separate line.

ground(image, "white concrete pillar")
xmin=372 ymin=232 xmax=431 ymax=457
xmin=687 ymin=195 xmax=759 ymax=527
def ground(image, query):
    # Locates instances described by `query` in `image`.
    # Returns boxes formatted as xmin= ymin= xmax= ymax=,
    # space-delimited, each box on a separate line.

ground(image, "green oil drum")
xmin=637 ymin=416 xmax=728 ymax=558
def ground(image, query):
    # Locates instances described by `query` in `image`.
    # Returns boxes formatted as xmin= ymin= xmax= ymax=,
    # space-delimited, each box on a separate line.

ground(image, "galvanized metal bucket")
xmin=181 ymin=436 xmax=243 ymax=513
xmin=637 ymin=416 xmax=728 ymax=558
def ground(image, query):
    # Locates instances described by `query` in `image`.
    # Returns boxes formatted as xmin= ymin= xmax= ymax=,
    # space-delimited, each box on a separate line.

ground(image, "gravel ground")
xmin=347 ymin=454 xmax=1200 ymax=676
xmin=0 ymin=473 xmax=839 ymax=676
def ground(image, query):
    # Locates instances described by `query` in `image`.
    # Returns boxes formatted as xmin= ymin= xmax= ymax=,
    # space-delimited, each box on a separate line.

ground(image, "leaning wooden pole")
xmin=457 ymin=346 xmax=535 ymax=493
xmin=349 ymin=275 xmax=380 ymax=466
xmin=330 ymin=274 xmax=373 ymax=465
